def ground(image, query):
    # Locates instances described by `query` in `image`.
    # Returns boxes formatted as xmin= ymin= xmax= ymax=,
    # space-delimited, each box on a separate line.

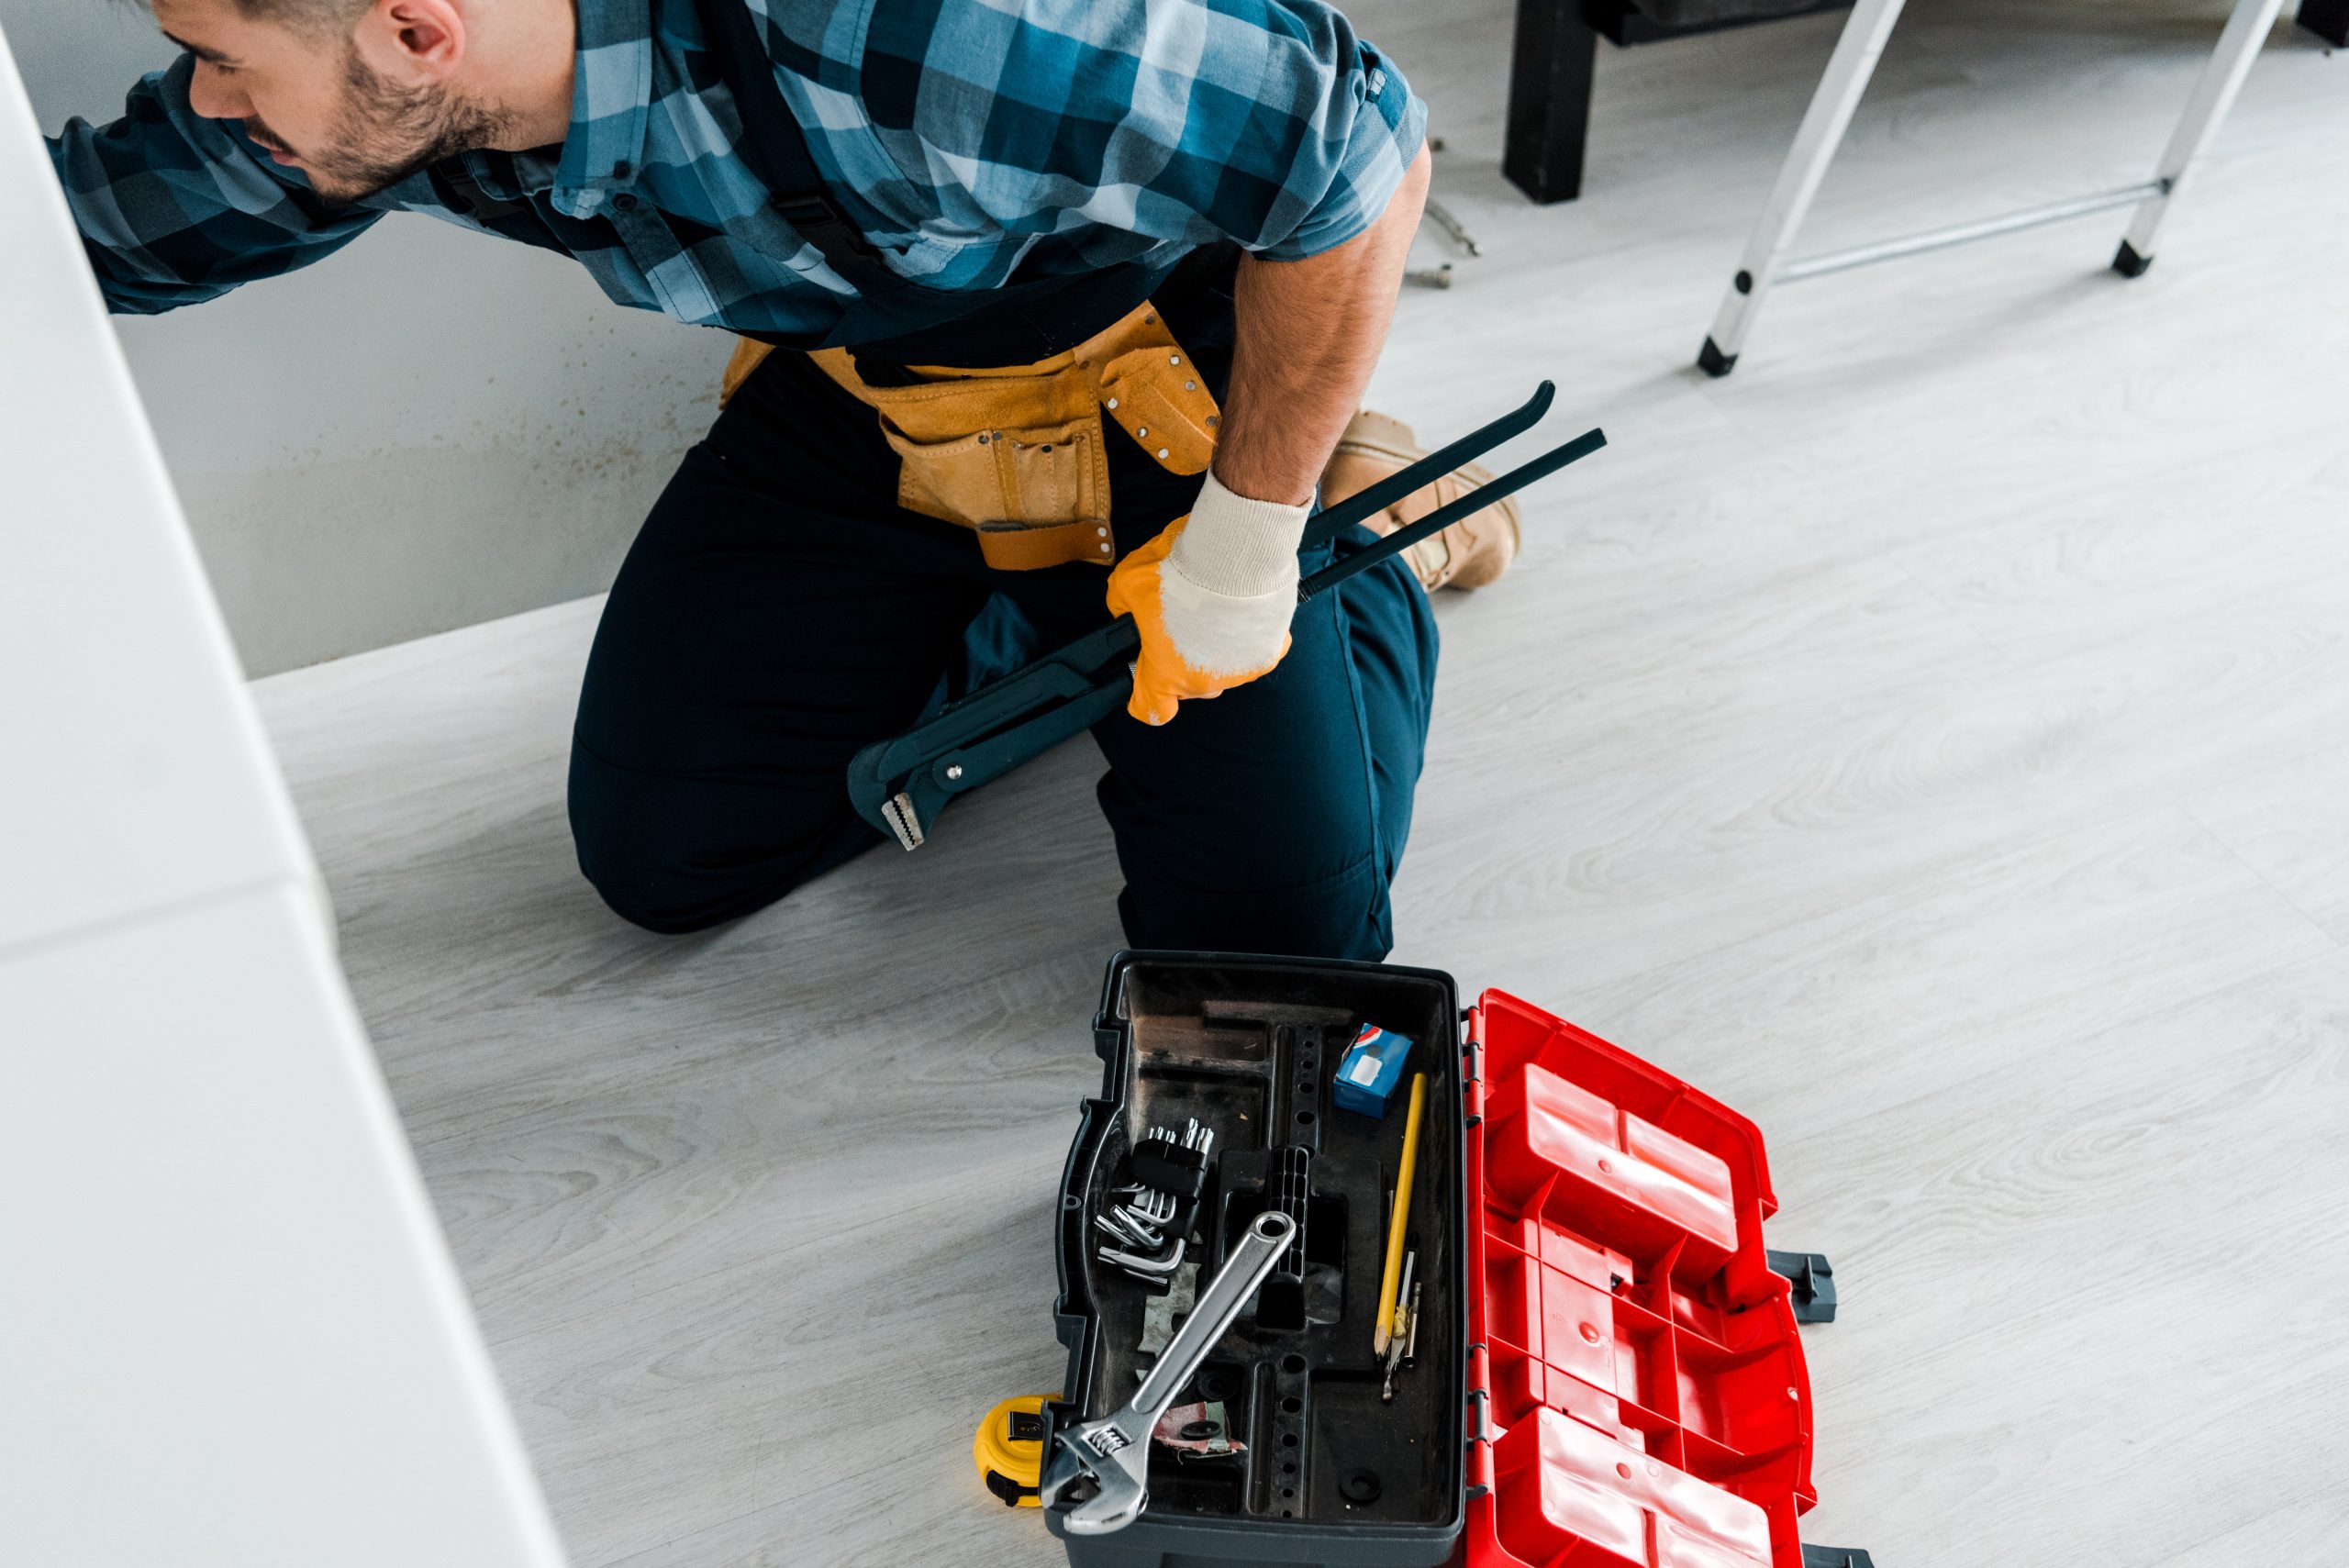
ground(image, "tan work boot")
xmin=1319 ymin=409 xmax=1521 ymax=592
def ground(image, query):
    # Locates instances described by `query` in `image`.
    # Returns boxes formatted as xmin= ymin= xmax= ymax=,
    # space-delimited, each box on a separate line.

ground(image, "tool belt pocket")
xmin=1098 ymin=343 xmax=1216 ymax=477
xmin=878 ymin=414 xmax=1115 ymax=572
xmin=796 ymin=299 xmax=1221 ymax=573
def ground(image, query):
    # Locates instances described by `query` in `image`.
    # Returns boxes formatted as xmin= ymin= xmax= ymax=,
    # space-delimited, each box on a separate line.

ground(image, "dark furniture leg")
xmin=2300 ymin=0 xmax=2349 ymax=44
xmin=1587 ymin=0 xmax=1853 ymax=44
xmin=1505 ymin=0 xmax=1601 ymax=205
xmin=1501 ymin=1 xmax=1854 ymax=206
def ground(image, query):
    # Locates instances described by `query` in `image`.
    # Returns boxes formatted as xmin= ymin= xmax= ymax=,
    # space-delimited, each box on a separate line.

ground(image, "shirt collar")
xmin=550 ymin=0 xmax=655 ymax=216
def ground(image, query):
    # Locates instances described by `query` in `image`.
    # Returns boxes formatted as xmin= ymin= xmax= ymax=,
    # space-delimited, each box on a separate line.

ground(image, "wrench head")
xmin=1039 ymin=1420 xmax=1150 ymax=1535
xmin=1045 ymin=1210 xmax=1297 ymax=1536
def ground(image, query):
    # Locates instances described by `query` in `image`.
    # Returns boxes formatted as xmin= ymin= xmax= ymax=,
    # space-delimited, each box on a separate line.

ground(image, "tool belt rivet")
xmin=1106 ymin=397 xmax=1119 ymax=410
xmin=1169 ymin=354 xmax=1181 ymax=365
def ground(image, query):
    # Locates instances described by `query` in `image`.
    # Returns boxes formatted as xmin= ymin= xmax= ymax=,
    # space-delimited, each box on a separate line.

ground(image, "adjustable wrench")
xmin=1041 ymin=1210 xmax=1297 ymax=1535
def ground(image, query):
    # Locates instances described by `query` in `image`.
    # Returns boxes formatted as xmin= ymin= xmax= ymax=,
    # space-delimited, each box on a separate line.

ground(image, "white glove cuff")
xmin=1170 ymin=471 xmax=1312 ymax=599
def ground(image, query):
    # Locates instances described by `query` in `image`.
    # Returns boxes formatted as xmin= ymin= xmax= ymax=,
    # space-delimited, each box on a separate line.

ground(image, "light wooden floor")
xmin=252 ymin=2 xmax=2349 ymax=1562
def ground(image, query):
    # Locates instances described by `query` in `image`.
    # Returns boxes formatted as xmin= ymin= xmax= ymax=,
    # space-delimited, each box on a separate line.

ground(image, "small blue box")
xmin=1331 ymin=1024 xmax=1414 ymax=1118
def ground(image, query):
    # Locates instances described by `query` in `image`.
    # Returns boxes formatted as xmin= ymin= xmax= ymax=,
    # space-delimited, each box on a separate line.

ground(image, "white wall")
xmin=3 ymin=0 xmax=725 ymax=676
xmin=2 ymin=31 xmax=566 ymax=1556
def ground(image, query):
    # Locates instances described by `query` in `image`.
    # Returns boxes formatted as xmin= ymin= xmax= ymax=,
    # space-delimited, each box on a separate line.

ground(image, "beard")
xmin=278 ymin=46 xmax=517 ymax=202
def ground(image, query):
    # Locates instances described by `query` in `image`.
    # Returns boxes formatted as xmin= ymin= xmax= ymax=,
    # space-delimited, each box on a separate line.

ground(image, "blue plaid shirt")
xmin=48 ymin=0 xmax=1425 ymax=336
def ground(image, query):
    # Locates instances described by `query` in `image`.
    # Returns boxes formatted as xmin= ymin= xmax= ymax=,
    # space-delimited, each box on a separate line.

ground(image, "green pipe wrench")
xmin=847 ymin=381 xmax=1605 ymax=851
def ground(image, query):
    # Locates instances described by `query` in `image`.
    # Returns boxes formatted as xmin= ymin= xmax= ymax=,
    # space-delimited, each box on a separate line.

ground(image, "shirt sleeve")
xmin=858 ymin=0 xmax=1428 ymax=262
xmin=45 ymin=55 xmax=383 ymax=316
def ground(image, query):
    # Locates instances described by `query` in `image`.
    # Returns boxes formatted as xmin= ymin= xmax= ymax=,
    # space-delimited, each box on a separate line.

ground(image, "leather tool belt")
xmin=718 ymin=299 xmax=1221 ymax=572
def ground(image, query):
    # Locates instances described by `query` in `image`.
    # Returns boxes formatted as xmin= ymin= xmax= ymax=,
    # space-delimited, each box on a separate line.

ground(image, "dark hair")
xmin=124 ymin=0 xmax=373 ymax=34
xmin=239 ymin=0 xmax=373 ymax=25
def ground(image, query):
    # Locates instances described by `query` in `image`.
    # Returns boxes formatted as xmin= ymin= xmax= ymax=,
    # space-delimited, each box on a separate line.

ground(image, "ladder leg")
xmin=2113 ymin=0 xmax=2288 ymax=277
xmin=1698 ymin=0 xmax=1908 ymax=376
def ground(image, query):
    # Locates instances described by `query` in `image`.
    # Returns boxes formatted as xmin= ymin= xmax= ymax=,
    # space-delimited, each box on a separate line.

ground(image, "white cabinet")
xmin=0 ymin=25 xmax=563 ymax=1565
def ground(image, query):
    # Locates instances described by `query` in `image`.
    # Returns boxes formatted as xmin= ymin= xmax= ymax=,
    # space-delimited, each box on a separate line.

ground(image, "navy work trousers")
xmin=567 ymin=284 xmax=1438 ymax=962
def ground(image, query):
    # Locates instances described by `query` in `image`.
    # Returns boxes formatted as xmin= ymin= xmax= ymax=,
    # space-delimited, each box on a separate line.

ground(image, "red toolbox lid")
xmin=1463 ymin=990 xmax=1816 ymax=1568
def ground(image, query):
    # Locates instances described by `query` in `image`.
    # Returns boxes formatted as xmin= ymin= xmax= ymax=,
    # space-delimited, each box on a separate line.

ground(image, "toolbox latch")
xmin=1767 ymin=1250 xmax=1839 ymax=1324
xmin=1801 ymin=1546 xmax=1877 ymax=1568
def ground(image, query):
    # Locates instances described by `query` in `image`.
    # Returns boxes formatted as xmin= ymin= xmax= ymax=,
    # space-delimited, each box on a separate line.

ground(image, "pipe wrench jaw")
xmin=878 ymin=790 xmax=926 ymax=851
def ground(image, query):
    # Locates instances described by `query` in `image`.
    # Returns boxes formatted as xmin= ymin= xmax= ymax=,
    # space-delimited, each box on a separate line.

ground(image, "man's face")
xmin=152 ymin=0 xmax=506 ymax=203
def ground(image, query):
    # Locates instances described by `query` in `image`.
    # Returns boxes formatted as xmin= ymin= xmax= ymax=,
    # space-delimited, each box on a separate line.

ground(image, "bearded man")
xmin=48 ymin=0 xmax=1519 ymax=959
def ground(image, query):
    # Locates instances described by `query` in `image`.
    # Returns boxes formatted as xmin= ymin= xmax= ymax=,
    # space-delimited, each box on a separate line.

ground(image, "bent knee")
xmin=566 ymin=740 xmax=871 ymax=934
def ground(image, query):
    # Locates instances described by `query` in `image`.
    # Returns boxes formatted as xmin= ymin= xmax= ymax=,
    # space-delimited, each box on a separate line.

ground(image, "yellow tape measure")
xmin=973 ymin=1394 xmax=1061 ymax=1508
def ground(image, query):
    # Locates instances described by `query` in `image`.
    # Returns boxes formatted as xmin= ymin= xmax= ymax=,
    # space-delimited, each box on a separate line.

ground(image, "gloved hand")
xmin=1106 ymin=471 xmax=1311 ymax=726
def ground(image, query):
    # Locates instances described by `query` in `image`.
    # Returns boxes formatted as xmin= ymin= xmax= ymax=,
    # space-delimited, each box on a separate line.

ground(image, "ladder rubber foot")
xmin=2111 ymin=240 xmax=2154 ymax=278
xmin=1697 ymin=337 xmax=1738 ymax=378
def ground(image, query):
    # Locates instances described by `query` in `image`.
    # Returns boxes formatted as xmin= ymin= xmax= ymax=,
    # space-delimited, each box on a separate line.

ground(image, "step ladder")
xmin=1698 ymin=0 xmax=2289 ymax=375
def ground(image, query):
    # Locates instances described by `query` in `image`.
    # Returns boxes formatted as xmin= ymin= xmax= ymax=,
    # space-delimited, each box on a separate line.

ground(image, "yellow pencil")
xmin=1374 ymin=1073 xmax=1427 ymax=1357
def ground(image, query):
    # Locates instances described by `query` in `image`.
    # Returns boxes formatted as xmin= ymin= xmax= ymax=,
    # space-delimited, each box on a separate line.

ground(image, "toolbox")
xmin=1039 ymin=952 xmax=1852 ymax=1568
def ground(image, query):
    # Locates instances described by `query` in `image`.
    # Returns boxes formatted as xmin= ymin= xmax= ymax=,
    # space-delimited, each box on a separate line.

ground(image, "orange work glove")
xmin=1104 ymin=472 xmax=1311 ymax=726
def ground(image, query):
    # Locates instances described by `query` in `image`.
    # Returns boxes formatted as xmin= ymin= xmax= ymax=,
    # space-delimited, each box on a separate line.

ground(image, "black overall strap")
xmin=686 ymin=0 xmax=1200 ymax=361
xmin=423 ymin=161 xmax=574 ymax=257
xmin=417 ymin=1 xmax=1197 ymax=361
xmin=691 ymin=0 xmax=914 ymax=299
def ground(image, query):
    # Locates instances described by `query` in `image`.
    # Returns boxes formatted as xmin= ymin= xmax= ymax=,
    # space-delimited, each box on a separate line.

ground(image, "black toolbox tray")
xmin=1045 ymin=952 xmax=1468 ymax=1568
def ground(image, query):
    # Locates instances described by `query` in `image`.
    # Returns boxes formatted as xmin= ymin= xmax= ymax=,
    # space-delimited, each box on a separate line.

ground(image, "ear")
xmin=353 ymin=0 xmax=467 ymax=84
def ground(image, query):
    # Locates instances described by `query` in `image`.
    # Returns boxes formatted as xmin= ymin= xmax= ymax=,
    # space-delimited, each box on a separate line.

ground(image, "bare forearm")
xmin=1213 ymin=146 xmax=1431 ymax=506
